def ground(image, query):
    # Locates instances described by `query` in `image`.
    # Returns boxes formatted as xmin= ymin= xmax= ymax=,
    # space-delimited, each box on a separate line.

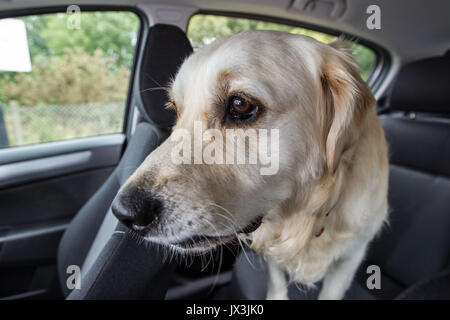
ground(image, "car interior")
xmin=0 ymin=0 xmax=449 ymax=300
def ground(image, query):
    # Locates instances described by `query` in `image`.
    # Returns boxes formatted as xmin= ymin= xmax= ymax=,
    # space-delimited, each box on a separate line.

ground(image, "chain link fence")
xmin=0 ymin=101 xmax=125 ymax=148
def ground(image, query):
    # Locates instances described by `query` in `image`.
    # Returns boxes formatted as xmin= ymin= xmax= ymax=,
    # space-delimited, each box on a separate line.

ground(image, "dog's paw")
xmin=266 ymin=290 xmax=289 ymax=300
xmin=318 ymin=290 xmax=343 ymax=300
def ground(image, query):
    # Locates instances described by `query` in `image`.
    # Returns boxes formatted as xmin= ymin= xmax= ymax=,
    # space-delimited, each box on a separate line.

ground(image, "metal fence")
xmin=0 ymin=101 xmax=125 ymax=148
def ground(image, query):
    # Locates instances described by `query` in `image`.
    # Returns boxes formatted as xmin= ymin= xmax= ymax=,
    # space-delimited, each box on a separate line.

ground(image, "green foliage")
xmin=0 ymin=48 xmax=130 ymax=106
xmin=188 ymin=14 xmax=336 ymax=48
xmin=351 ymin=43 xmax=376 ymax=80
xmin=0 ymin=11 xmax=139 ymax=107
xmin=23 ymin=12 xmax=139 ymax=68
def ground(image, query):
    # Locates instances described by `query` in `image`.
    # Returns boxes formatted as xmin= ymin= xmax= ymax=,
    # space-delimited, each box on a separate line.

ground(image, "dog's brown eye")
xmin=228 ymin=96 xmax=259 ymax=122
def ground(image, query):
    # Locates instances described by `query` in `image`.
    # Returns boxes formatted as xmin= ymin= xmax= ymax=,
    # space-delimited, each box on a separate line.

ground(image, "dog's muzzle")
xmin=112 ymin=186 xmax=264 ymax=250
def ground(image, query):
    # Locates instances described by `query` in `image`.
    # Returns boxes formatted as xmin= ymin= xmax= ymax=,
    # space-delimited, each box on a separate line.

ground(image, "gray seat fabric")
xmin=229 ymin=55 xmax=450 ymax=300
xmin=68 ymin=223 xmax=175 ymax=300
xmin=396 ymin=267 xmax=450 ymax=300
xmin=65 ymin=123 xmax=171 ymax=299
xmin=57 ymin=24 xmax=193 ymax=299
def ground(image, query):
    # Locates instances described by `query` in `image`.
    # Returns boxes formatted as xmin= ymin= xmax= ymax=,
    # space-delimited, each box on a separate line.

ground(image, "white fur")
xmin=122 ymin=31 xmax=389 ymax=300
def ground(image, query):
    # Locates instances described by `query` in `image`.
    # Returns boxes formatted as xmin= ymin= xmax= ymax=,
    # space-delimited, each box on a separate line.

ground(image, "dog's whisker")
xmin=145 ymin=74 xmax=166 ymax=88
xmin=140 ymin=86 xmax=170 ymax=93
xmin=204 ymin=202 xmax=241 ymax=233
xmin=201 ymin=205 xmax=258 ymax=270
xmin=200 ymin=236 xmax=214 ymax=272
xmin=236 ymin=236 xmax=257 ymax=270
xmin=208 ymin=245 xmax=224 ymax=296
xmin=205 ymin=202 xmax=238 ymax=222
xmin=206 ymin=206 xmax=257 ymax=269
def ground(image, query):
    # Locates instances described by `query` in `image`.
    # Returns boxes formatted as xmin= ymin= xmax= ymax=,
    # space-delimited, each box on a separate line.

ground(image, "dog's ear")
xmin=320 ymin=41 xmax=375 ymax=173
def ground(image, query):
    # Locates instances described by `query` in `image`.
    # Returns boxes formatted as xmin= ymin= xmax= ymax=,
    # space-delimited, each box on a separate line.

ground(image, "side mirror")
xmin=0 ymin=18 xmax=32 ymax=72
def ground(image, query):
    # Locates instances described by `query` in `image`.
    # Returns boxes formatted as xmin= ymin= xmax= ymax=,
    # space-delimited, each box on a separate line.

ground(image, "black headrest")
xmin=390 ymin=56 xmax=450 ymax=114
xmin=138 ymin=24 xmax=193 ymax=128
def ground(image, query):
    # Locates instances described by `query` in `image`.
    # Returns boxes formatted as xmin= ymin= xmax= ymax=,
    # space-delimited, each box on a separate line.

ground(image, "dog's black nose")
xmin=111 ymin=187 xmax=163 ymax=232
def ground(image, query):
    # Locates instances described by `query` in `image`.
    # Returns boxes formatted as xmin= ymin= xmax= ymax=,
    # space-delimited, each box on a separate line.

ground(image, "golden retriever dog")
xmin=112 ymin=30 xmax=389 ymax=300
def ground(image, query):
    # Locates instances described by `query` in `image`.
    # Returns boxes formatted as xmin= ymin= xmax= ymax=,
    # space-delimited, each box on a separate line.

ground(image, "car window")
xmin=0 ymin=11 xmax=140 ymax=148
xmin=187 ymin=14 xmax=376 ymax=80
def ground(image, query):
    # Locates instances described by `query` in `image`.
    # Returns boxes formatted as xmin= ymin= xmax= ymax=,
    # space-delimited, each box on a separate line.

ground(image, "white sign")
xmin=0 ymin=18 xmax=32 ymax=72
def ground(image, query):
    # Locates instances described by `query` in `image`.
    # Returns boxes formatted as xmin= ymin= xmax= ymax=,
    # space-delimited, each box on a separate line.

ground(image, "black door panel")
xmin=0 ymin=168 xmax=113 ymax=227
xmin=0 ymin=217 xmax=69 ymax=266
xmin=0 ymin=134 xmax=125 ymax=299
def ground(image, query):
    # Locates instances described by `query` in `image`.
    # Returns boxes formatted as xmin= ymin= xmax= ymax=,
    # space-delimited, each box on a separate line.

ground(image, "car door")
xmin=0 ymin=7 xmax=143 ymax=299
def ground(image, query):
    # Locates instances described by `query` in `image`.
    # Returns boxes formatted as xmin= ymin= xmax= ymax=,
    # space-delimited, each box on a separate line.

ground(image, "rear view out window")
xmin=187 ymin=14 xmax=376 ymax=80
xmin=0 ymin=11 xmax=140 ymax=148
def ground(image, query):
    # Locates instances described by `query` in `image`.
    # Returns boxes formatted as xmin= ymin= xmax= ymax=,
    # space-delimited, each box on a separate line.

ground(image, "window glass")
xmin=187 ymin=14 xmax=376 ymax=80
xmin=0 ymin=11 xmax=140 ymax=148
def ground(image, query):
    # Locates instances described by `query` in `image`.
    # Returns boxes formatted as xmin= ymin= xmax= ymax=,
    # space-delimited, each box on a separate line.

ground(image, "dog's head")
xmin=112 ymin=31 xmax=374 ymax=252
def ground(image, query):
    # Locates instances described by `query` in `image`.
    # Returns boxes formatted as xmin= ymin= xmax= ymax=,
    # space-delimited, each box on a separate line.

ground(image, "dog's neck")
xmin=250 ymin=160 xmax=346 ymax=251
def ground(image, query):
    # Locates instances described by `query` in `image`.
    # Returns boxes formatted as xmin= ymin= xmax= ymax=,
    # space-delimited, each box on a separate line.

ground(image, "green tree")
xmin=23 ymin=12 xmax=139 ymax=68
xmin=0 ymin=48 xmax=130 ymax=106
